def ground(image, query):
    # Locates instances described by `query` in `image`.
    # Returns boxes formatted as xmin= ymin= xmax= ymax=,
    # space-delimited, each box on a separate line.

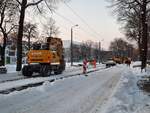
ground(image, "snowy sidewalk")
xmin=97 ymin=65 xmax=150 ymax=113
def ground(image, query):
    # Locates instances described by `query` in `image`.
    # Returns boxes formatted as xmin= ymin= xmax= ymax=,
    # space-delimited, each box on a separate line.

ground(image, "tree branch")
xmin=44 ymin=0 xmax=53 ymax=13
xmin=15 ymin=0 xmax=21 ymax=5
xmin=146 ymin=8 xmax=150 ymax=13
xmin=134 ymin=0 xmax=142 ymax=6
xmin=6 ymin=25 xmax=18 ymax=35
xmin=36 ymin=4 xmax=42 ymax=13
xmin=0 ymin=3 xmax=6 ymax=27
xmin=26 ymin=0 xmax=43 ymax=8
xmin=147 ymin=0 xmax=150 ymax=3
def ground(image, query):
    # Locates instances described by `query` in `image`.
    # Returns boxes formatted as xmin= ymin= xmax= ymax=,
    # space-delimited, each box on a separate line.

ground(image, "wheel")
xmin=54 ymin=71 xmax=58 ymax=75
xmin=40 ymin=65 xmax=51 ymax=77
xmin=58 ymin=70 xmax=62 ymax=74
xmin=54 ymin=69 xmax=62 ymax=75
xmin=22 ymin=66 xmax=33 ymax=77
xmin=40 ymin=66 xmax=46 ymax=76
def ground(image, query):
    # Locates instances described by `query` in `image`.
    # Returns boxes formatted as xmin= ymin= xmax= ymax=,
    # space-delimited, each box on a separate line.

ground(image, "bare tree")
xmin=0 ymin=0 xmax=18 ymax=66
xmin=43 ymin=17 xmax=60 ymax=37
xmin=109 ymin=38 xmax=134 ymax=57
xmin=108 ymin=0 xmax=150 ymax=70
xmin=93 ymin=42 xmax=99 ymax=60
xmin=15 ymin=0 xmax=67 ymax=71
xmin=23 ymin=22 xmax=38 ymax=50
xmin=79 ymin=40 xmax=94 ymax=60
xmin=80 ymin=42 xmax=87 ymax=59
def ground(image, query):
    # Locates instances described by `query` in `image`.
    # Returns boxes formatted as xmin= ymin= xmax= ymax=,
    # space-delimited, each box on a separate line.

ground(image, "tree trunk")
xmin=0 ymin=26 xmax=7 ymax=66
xmin=141 ymin=0 xmax=148 ymax=70
xmin=1 ymin=34 xmax=7 ymax=66
xmin=1 ymin=46 xmax=5 ymax=66
xmin=138 ymin=35 xmax=142 ymax=61
xmin=16 ymin=0 xmax=27 ymax=71
xmin=28 ymin=36 xmax=30 ymax=50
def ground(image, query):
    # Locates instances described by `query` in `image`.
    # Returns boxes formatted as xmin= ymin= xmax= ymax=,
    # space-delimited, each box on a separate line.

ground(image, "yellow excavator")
xmin=22 ymin=37 xmax=65 ymax=77
xmin=112 ymin=56 xmax=131 ymax=64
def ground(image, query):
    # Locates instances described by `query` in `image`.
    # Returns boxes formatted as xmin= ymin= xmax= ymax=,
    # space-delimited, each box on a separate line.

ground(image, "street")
xmin=0 ymin=66 xmax=123 ymax=113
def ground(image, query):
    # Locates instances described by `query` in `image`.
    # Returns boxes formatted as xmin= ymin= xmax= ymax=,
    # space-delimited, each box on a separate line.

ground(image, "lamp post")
xmin=71 ymin=24 xmax=78 ymax=66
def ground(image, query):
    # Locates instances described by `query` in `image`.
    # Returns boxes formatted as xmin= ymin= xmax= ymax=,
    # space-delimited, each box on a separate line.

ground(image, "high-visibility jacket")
xmin=83 ymin=59 xmax=88 ymax=74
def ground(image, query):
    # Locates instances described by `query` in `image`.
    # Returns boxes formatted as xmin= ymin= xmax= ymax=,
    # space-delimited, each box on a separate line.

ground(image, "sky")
xmin=52 ymin=0 xmax=124 ymax=50
xmin=26 ymin=0 xmax=124 ymax=50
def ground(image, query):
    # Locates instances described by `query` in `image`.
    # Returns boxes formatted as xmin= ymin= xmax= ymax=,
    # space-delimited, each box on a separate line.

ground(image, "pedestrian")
xmin=83 ymin=58 xmax=88 ymax=74
xmin=124 ymin=57 xmax=130 ymax=67
xmin=93 ymin=58 xmax=96 ymax=68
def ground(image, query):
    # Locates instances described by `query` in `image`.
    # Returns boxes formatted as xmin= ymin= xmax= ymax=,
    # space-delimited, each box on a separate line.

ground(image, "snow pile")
xmin=101 ymin=66 xmax=150 ymax=113
xmin=5 ymin=64 xmax=16 ymax=73
xmin=131 ymin=61 xmax=150 ymax=77
xmin=5 ymin=64 xmax=26 ymax=73
xmin=131 ymin=61 xmax=141 ymax=66
xmin=4 ymin=63 xmax=80 ymax=74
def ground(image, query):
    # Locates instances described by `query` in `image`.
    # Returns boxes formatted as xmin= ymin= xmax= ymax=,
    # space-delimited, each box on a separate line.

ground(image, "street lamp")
xmin=71 ymin=24 xmax=78 ymax=66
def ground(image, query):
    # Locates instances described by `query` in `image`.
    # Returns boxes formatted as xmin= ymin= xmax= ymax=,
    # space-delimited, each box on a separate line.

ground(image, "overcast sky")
xmin=51 ymin=0 xmax=124 ymax=50
xmin=26 ymin=0 xmax=124 ymax=50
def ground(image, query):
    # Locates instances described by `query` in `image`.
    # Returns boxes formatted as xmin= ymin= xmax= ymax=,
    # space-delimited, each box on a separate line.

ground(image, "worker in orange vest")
xmin=93 ymin=58 xmax=96 ymax=68
xmin=83 ymin=58 xmax=88 ymax=74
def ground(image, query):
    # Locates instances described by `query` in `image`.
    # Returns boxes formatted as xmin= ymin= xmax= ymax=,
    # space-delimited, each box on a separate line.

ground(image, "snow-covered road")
xmin=0 ymin=66 xmax=124 ymax=113
xmin=0 ymin=64 xmax=104 ymax=93
xmin=0 ymin=64 xmax=104 ymax=83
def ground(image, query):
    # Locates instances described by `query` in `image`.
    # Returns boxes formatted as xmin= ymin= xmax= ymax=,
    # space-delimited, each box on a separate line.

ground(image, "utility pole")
xmin=70 ymin=24 xmax=78 ymax=66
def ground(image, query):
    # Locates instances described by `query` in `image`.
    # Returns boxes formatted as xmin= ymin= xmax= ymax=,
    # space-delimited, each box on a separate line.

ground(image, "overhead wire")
xmin=54 ymin=11 xmax=75 ymax=25
xmin=54 ymin=11 xmax=100 ymax=41
xmin=63 ymin=2 xmax=101 ymax=40
xmin=44 ymin=0 xmax=101 ymax=41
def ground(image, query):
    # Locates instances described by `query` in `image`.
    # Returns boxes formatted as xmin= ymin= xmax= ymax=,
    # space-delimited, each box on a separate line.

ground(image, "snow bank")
xmin=5 ymin=63 xmax=82 ymax=74
xmin=101 ymin=66 xmax=150 ymax=113
xmin=5 ymin=64 xmax=16 ymax=73
xmin=5 ymin=64 xmax=26 ymax=73
xmin=131 ymin=61 xmax=141 ymax=67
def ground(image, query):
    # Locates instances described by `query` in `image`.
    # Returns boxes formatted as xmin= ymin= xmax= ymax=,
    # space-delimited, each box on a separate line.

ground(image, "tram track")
xmin=0 ymin=66 xmax=106 ymax=94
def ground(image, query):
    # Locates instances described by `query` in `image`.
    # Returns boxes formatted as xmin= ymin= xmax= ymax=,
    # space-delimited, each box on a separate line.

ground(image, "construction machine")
xmin=22 ymin=37 xmax=65 ymax=77
xmin=112 ymin=56 xmax=131 ymax=64
xmin=112 ymin=56 xmax=123 ymax=64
